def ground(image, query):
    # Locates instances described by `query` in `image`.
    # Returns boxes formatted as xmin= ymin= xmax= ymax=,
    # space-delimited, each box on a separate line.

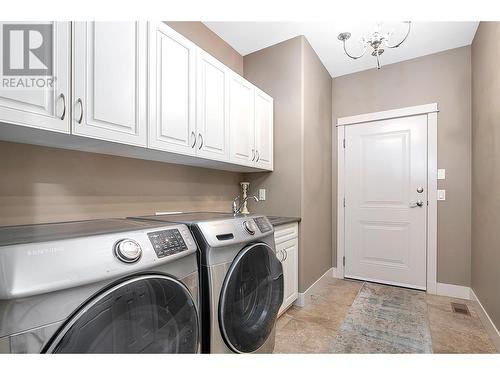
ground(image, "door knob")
xmin=410 ymin=200 xmax=424 ymax=208
xmin=417 ymin=187 xmax=424 ymax=193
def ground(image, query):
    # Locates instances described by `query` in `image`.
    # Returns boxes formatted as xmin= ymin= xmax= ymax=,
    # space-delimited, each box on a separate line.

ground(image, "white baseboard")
xmin=471 ymin=289 xmax=500 ymax=352
xmin=331 ymin=267 xmax=340 ymax=279
xmin=435 ymin=282 xmax=472 ymax=300
xmin=295 ymin=267 xmax=334 ymax=307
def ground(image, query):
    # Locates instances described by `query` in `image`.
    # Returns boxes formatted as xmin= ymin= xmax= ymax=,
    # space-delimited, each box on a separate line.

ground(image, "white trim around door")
xmin=335 ymin=104 xmax=439 ymax=294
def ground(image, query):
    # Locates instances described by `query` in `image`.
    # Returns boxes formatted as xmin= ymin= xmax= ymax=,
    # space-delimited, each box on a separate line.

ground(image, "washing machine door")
xmin=219 ymin=242 xmax=284 ymax=353
xmin=45 ymin=274 xmax=199 ymax=353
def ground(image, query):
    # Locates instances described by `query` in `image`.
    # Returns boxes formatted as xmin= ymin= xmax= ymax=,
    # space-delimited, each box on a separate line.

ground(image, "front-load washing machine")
xmin=0 ymin=218 xmax=200 ymax=353
xmin=130 ymin=213 xmax=283 ymax=354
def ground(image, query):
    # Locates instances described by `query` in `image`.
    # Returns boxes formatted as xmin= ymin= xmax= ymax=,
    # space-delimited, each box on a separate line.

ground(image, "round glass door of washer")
xmin=45 ymin=274 xmax=199 ymax=353
xmin=219 ymin=243 xmax=284 ymax=353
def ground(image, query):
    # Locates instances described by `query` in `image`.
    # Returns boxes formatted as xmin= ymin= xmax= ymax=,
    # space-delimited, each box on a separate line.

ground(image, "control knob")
xmin=114 ymin=239 xmax=142 ymax=263
xmin=243 ymin=220 xmax=258 ymax=235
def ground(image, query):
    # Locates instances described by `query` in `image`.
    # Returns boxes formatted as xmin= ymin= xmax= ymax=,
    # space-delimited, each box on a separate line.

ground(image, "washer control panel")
xmin=254 ymin=216 xmax=272 ymax=233
xmin=147 ymin=229 xmax=188 ymax=258
xmin=243 ymin=220 xmax=258 ymax=235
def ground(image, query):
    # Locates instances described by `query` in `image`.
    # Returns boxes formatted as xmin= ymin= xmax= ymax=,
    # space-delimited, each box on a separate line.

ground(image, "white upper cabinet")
xmin=148 ymin=22 xmax=196 ymax=155
xmin=254 ymin=88 xmax=274 ymax=170
xmin=0 ymin=22 xmax=274 ymax=172
xmin=0 ymin=22 xmax=70 ymax=133
xmin=196 ymin=50 xmax=230 ymax=161
xmin=72 ymin=22 xmax=148 ymax=146
xmin=229 ymin=73 xmax=255 ymax=167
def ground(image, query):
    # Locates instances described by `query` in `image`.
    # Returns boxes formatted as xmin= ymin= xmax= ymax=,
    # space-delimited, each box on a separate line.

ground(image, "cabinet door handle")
xmin=255 ymin=150 xmax=260 ymax=162
xmin=191 ymin=131 xmax=196 ymax=148
xmin=198 ymin=133 xmax=203 ymax=150
xmin=58 ymin=93 xmax=66 ymax=120
xmin=251 ymin=149 xmax=255 ymax=161
xmin=76 ymin=98 xmax=84 ymax=124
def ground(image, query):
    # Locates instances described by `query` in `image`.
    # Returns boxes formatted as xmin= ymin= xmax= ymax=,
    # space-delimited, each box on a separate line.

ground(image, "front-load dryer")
xmin=0 ymin=218 xmax=200 ymax=353
xmin=130 ymin=213 xmax=284 ymax=354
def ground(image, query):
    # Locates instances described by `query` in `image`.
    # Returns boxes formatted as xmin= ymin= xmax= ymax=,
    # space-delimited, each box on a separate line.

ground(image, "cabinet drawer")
xmin=274 ymin=222 xmax=298 ymax=244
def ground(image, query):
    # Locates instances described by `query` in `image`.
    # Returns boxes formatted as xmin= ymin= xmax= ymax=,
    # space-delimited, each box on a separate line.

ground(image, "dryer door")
xmin=219 ymin=242 xmax=284 ymax=353
xmin=45 ymin=274 xmax=199 ymax=353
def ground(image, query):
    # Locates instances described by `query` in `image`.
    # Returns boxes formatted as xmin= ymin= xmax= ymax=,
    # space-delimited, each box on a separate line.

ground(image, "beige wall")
xmin=332 ymin=46 xmax=472 ymax=287
xmin=243 ymin=37 xmax=303 ymax=218
xmin=0 ymin=141 xmax=242 ymax=225
xmin=301 ymin=38 xmax=333 ymax=290
xmin=166 ymin=21 xmax=244 ymax=75
xmin=471 ymin=22 xmax=500 ymax=329
xmin=0 ymin=22 xmax=244 ymax=226
xmin=243 ymin=36 xmax=333 ymax=292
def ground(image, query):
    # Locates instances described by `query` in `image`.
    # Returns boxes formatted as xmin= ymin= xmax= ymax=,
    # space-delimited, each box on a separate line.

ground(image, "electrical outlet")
xmin=438 ymin=169 xmax=446 ymax=180
xmin=437 ymin=190 xmax=446 ymax=201
xmin=258 ymin=188 xmax=266 ymax=201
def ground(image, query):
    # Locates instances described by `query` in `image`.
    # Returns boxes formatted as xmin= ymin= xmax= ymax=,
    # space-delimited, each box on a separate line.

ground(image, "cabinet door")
xmin=72 ymin=22 xmax=148 ymax=146
xmin=229 ymin=73 xmax=254 ymax=166
xmin=0 ymin=22 xmax=70 ymax=133
xmin=277 ymin=238 xmax=299 ymax=315
xmin=148 ymin=22 xmax=196 ymax=155
xmin=196 ymin=50 xmax=229 ymax=161
xmin=254 ymin=88 xmax=273 ymax=170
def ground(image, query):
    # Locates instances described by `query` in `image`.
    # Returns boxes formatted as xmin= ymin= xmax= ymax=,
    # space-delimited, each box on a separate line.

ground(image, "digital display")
xmin=254 ymin=217 xmax=272 ymax=233
xmin=147 ymin=229 xmax=187 ymax=258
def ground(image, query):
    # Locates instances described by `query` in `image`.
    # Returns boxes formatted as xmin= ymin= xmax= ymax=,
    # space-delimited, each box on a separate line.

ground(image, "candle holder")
xmin=240 ymin=182 xmax=250 ymax=214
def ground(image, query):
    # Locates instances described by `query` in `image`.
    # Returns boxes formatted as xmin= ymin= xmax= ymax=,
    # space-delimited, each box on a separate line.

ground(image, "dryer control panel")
xmin=147 ymin=229 xmax=188 ymax=258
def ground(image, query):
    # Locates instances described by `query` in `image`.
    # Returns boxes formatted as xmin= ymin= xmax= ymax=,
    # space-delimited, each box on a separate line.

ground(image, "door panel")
xmin=148 ymin=22 xmax=196 ymax=155
xmin=196 ymin=50 xmax=229 ymax=161
xmin=0 ymin=22 xmax=70 ymax=133
xmin=229 ymin=73 xmax=254 ymax=166
xmin=254 ymin=89 xmax=273 ymax=170
xmin=73 ymin=22 xmax=147 ymax=146
xmin=344 ymin=115 xmax=427 ymax=289
xmin=277 ymin=238 xmax=298 ymax=315
xmin=219 ymin=243 xmax=283 ymax=353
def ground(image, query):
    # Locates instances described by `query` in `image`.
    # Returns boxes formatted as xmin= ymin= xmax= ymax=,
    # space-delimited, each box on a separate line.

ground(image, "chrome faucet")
xmin=232 ymin=195 xmax=259 ymax=214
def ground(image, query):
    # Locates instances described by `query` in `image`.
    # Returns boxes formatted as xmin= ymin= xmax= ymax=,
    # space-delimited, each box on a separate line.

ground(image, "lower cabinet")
xmin=274 ymin=222 xmax=299 ymax=315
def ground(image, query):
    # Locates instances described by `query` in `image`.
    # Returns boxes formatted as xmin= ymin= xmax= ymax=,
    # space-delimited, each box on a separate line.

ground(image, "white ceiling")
xmin=203 ymin=22 xmax=479 ymax=77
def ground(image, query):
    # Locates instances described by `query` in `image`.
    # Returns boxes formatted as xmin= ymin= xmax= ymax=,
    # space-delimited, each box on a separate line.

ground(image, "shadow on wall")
xmin=0 ymin=141 xmax=242 ymax=226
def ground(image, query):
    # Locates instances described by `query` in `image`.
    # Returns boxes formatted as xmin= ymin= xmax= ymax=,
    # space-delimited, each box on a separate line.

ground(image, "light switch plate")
xmin=438 ymin=169 xmax=446 ymax=180
xmin=437 ymin=190 xmax=446 ymax=201
xmin=258 ymin=188 xmax=266 ymax=201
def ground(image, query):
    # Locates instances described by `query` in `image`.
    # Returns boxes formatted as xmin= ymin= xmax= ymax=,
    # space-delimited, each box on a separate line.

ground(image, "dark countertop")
xmin=266 ymin=216 xmax=301 ymax=227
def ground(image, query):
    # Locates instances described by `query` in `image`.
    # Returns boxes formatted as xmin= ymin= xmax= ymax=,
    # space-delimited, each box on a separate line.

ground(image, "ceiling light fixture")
xmin=337 ymin=21 xmax=412 ymax=69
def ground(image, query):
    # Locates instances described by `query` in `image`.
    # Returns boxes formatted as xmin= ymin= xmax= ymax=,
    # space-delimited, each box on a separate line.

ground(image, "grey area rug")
xmin=331 ymin=283 xmax=433 ymax=353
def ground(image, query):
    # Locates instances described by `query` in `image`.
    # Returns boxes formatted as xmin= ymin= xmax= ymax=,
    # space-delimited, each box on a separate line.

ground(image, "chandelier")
xmin=337 ymin=22 xmax=412 ymax=69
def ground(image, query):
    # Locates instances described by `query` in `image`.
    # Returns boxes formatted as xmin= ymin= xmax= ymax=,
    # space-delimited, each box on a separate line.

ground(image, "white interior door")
xmin=344 ymin=115 xmax=428 ymax=290
xmin=73 ymin=22 xmax=148 ymax=146
xmin=196 ymin=50 xmax=229 ymax=161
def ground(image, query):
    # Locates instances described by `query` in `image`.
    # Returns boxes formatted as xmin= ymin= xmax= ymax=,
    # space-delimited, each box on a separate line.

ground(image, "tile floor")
xmin=274 ymin=278 xmax=498 ymax=354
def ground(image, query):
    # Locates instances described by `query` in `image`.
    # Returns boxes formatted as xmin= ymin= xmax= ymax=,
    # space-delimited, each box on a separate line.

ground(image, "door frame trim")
xmin=335 ymin=103 xmax=439 ymax=294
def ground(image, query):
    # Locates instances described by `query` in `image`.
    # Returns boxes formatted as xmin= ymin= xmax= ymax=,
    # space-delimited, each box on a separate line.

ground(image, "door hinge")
xmin=343 ymin=256 xmax=346 ymax=267
xmin=343 ymin=139 xmax=346 ymax=148
xmin=343 ymin=197 xmax=346 ymax=207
